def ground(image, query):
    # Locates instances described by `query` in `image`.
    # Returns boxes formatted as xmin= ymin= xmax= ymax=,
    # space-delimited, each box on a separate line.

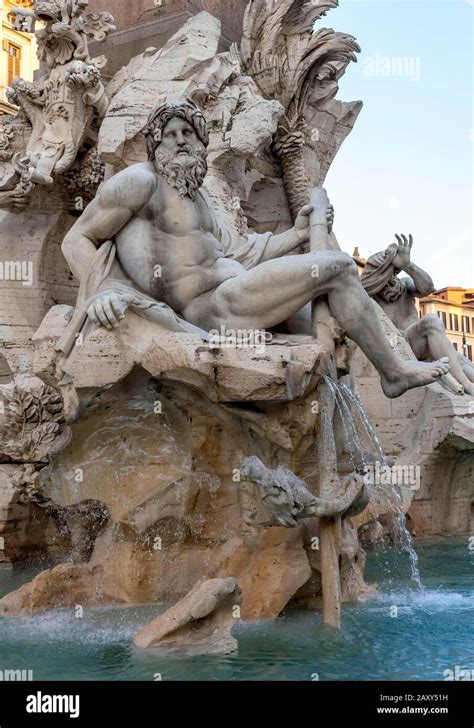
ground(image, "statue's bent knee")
xmin=331 ymin=252 xmax=359 ymax=279
xmin=423 ymin=313 xmax=444 ymax=333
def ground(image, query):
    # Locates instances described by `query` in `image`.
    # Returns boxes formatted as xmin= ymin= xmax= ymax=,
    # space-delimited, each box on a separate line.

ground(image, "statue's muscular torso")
xmin=114 ymin=163 xmax=244 ymax=316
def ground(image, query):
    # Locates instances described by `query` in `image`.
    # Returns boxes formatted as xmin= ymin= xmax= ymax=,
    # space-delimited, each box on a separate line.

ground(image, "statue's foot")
xmin=380 ymin=357 xmax=450 ymax=399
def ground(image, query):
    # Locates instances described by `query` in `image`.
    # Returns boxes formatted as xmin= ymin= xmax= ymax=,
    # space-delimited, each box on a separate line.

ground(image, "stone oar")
xmin=309 ymin=186 xmax=342 ymax=629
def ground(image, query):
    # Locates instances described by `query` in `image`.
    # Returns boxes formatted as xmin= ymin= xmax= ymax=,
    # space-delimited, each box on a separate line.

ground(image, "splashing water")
xmin=338 ymin=382 xmax=385 ymax=459
xmin=338 ymin=382 xmax=423 ymax=590
xmin=0 ymin=538 xmax=469 ymax=681
xmin=322 ymin=377 xmax=423 ymax=590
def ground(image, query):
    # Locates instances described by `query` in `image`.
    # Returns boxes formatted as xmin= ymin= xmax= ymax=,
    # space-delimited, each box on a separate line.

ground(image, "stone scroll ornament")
xmin=0 ymin=0 xmax=115 ymax=206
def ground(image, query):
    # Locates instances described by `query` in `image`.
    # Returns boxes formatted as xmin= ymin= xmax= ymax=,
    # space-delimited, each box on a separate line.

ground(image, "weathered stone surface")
xmin=133 ymin=577 xmax=241 ymax=654
xmin=0 ymin=464 xmax=67 ymax=564
xmin=340 ymin=521 xmax=377 ymax=603
xmin=33 ymin=306 xmax=321 ymax=405
xmin=29 ymin=365 xmax=320 ymax=617
xmin=0 ymin=212 xmax=77 ymax=346
xmin=89 ymin=0 xmax=248 ymax=40
xmin=0 ymin=347 xmax=377 ymax=618
xmin=88 ymin=0 xmax=249 ymax=79
xmin=99 ymin=12 xmax=224 ymax=167
xmin=0 ymin=462 xmax=108 ymax=565
xmin=0 ymin=563 xmax=107 ymax=616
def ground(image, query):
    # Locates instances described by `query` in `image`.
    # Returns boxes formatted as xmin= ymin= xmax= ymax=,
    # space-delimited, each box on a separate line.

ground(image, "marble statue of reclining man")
xmin=361 ymin=234 xmax=474 ymax=396
xmin=60 ymin=98 xmax=449 ymax=399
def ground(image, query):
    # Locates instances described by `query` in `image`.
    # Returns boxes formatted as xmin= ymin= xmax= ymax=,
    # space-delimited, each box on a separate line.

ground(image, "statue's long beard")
xmin=154 ymin=147 xmax=208 ymax=201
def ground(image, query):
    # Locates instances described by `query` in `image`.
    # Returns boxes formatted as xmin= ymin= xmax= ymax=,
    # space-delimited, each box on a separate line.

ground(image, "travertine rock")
xmin=0 ymin=327 xmax=377 ymax=618
xmin=33 ymin=305 xmax=321 ymax=407
xmin=340 ymin=520 xmax=377 ymax=603
xmin=0 ymin=211 xmax=78 ymax=346
xmin=0 ymin=464 xmax=63 ymax=563
xmin=133 ymin=577 xmax=241 ymax=654
xmin=0 ymin=563 xmax=107 ymax=616
xmin=0 ymin=463 xmax=108 ymax=565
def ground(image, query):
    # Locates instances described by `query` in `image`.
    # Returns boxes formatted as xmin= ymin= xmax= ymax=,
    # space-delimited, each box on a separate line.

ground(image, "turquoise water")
xmin=0 ymin=537 xmax=472 ymax=681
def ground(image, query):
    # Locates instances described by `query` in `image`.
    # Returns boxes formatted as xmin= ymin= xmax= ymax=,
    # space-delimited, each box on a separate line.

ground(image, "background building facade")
xmin=0 ymin=0 xmax=39 ymax=115
xmin=419 ymin=288 xmax=474 ymax=361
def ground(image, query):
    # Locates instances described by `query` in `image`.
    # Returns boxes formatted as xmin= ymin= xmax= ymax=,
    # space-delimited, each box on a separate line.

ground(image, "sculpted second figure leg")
xmin=407 ymin=315 xmax=474 ymax=396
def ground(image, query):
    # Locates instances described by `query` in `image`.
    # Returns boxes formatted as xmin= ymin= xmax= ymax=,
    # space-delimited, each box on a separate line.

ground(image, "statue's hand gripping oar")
xmin=309 ymin=187 xmax=339 ymax=379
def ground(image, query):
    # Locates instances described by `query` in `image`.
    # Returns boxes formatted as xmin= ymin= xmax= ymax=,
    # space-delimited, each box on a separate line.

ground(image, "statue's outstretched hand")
xmin=87 ymin=291 xmax=129 ymax=330
xmin=394 ymin=233 xmax=413 ymax=269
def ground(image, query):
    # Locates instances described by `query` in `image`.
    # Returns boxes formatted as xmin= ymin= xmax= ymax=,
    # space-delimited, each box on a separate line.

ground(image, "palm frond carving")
xmin=240 ymin=0 xmax=360 ymax=218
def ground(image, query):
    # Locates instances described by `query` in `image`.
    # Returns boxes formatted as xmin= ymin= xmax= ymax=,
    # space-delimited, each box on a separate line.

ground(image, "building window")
xmin=461 ymin=316 xmax=471 ymax=334
xmin=5 ymin=42 xmax=22 ymax=86
xmin=452 ymin=342 xmax=458 ymax=351
xmin=437 ymin=310 xmax=447 ymax=328
xmin=468 ymin=345 xmax=473 ymax=361
xmin=449 ymin=313 xmax=459 ymax=331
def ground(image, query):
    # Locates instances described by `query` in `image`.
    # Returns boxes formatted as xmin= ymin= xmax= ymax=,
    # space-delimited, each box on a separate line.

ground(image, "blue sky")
xmin=322 ymin=0 xmax=473 ymax=288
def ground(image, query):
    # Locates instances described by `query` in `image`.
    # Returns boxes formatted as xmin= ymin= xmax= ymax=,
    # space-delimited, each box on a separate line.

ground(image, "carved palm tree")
xmin=239 ymin=0 xmax=360 ymax=219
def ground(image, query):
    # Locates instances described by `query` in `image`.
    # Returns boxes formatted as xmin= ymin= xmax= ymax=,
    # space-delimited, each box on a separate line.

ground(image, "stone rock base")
xmin=133 ymin=577 xmax=241 ymax=654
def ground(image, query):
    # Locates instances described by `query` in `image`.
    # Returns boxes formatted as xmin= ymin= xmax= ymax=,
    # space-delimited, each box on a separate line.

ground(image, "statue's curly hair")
xmin=144 ymin=98 xmax=209 ymax=161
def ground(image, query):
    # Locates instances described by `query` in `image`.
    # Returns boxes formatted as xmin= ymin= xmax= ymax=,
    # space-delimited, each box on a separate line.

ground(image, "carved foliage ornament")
xmin=0 ymin=384 xmax=64 ymax=462
xmin=239 ymin=0 xmax=360 ymax=219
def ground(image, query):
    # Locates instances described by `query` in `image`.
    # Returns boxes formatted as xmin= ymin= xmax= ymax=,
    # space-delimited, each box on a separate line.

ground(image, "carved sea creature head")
xmin=240 ymin=456 xmax=269 ymax=485
xmin=145 ymin=99 xmax=209 ymax=201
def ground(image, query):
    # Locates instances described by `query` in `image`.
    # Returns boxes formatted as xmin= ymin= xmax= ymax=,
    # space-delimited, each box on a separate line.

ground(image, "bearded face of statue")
xmin=153 ymin=116 xmax=208 ymax=201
